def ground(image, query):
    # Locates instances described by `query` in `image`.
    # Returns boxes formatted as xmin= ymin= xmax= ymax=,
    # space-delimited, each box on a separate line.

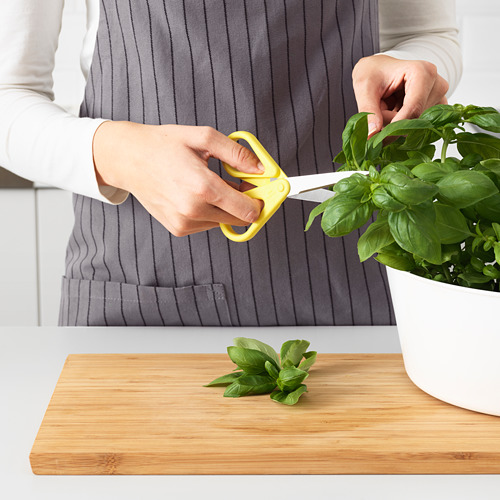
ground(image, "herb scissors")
xmin=220 ymin=131 xmax=364 ymax=242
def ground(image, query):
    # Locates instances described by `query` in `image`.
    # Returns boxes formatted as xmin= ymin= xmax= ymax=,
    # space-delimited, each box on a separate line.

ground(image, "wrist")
xmin=92 ymin=120 xmax=139 ymax=191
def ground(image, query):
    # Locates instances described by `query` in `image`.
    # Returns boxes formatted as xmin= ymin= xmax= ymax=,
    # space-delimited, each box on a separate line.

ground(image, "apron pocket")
xmin=59 ymin=277 xmax=232 ymax=327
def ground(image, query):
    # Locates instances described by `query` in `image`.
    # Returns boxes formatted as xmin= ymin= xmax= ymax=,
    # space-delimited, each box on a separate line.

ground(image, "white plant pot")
xmin=386 ymin=266 xmax=500 ymax=416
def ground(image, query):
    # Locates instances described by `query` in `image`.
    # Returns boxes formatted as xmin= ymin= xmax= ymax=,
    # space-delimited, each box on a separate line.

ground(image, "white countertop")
xmin=1 ymin=326 xmax=499 ymax=500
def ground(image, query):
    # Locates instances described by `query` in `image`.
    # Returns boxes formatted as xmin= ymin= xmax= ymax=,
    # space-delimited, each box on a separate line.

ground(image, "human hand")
xmin=352 ymin=54 xmax=449 ymax=137
xmin=93 ymin=122 xmax=264 ymax=237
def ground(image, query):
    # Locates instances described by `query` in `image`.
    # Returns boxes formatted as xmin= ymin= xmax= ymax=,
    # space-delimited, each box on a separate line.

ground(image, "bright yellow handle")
xmin=220 ymin=131 xmax=289 ymax=242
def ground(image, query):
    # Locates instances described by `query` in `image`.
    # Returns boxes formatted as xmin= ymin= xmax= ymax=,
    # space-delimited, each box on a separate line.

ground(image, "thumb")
xmin=353 ymin=84 xmax=384 ymax=138
xmin=202 ymin=128 xmax=264 ymax=174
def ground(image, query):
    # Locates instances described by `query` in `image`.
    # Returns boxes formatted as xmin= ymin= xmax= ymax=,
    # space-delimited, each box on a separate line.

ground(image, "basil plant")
xmin=306 ymin=104 xmax=500 ymax=292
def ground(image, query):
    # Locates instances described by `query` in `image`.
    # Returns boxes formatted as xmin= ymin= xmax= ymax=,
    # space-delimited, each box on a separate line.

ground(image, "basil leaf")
xmin=233 ymin=337 xmax=280 ymax=368
xmin=342 ymin=112 xmax=370 ymax=167
xmin=434 ymin=203 xmax=473 ymax=244
xmin=371 ymin=186 xmax=406 ymax=212
xmin=494 ymin=242 xmax=500 ymax=265
xmin=223 ymin=374 xmax=277 ymax=398
xmin=374 ymin=251 xmax=415 ymax=271
xmin=456 ymin=132 xmax=500 ymax=160
xmin=437 ymin=170 xmax=498 ymax=208
xmin=204 ymin=371 xmax=244 ymax=387
xmin=298 ymin=351 xmax=317 ymax=372
xmin=227 ymin=346 xmax=277 ymax=375
xmin=358 ymin=212 xmax=395 ymax=261
xmin=462 ymin=104 xmax=498 ymax=119
xmin=270 ymin=385 xmax=308 ymax=405
xmin=388 ymin=204 xmax=442 ymax=264
xmin=333 ymin=173 xmax=372 ymax=197
xmin=370 ymin=118 xmax=432 ymax=148
xmin=493 ymin=222 xmax=500 ymax=240
xmin=420 ymin=104 xmax=462 ymax=127
xmin=277 ymin=366 xmax=309 ymax=392
xmin=321 ymin=195 xmax=373 ymax=237
xmin=476 ymin=193 xmax=500 ymax=221
xmin=457 ymin=271 xmax=493 ymax=285
xmin=280 ymin=339 xmax=310 ymax=368
xmin=465 ymin=111 xmax=500 ymax=133
xmin=412 ymin=161 xmax=457 ymax=183
xmin=382 ymin=172 xmax=438 ymax=205
xmin=305 ymin=197 xmax=334 ymax=232
xmin=264 ymin=360 xmax=280 ymax=380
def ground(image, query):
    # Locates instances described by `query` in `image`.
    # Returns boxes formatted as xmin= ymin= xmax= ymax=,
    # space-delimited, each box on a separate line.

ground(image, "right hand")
xmin=92 ymin=122 xmax=264 ymax=237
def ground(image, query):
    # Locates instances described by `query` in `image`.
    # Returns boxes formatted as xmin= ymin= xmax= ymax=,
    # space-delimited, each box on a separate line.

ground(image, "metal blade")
xmin=288 ymin=188 xmax=336 ymax=203
xmin=285 ymin=171 xmax=367 ymax=197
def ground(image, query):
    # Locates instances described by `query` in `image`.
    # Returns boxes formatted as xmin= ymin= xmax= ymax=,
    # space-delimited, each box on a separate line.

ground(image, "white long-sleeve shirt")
xmin=0 ymin=0 xmax=462 ymax=205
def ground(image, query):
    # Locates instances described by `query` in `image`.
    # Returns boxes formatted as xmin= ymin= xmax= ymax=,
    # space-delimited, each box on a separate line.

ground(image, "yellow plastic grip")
xmin=220 ymin=131 xmax=290 ymax=242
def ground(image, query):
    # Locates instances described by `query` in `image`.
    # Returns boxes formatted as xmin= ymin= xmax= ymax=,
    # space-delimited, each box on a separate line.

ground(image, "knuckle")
xmin=408 ymin=102 xmax=425 ymax=118
xmin=198 ymin=126 xmax=215 ymax=145
xmin=415 ymin=60 xmax=437 ymax=78
xmin=232 ymin=143 xmax=253 ymax=166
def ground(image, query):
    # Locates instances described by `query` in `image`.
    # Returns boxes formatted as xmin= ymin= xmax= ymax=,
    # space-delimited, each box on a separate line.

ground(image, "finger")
xmin=390 ymin=67 xmax=435 ymax=123
xmin=424 ymin=76 xmax=450 ymax=109
xmin=204 ymin=172 xmax=263 ymax=223
xmin=353 ymin=76 xmax=385 ymax=137
xmin=195 ymin=127 xmax=264 ymax=174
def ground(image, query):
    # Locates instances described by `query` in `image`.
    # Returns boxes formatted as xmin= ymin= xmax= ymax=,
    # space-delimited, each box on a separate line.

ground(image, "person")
xmin=0 ymin=0 xmax=461 ymax=327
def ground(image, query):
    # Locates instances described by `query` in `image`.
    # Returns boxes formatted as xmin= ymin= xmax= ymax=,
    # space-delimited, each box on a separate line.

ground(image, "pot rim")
xmin=386 ymin=266 xmax=500 ymax=299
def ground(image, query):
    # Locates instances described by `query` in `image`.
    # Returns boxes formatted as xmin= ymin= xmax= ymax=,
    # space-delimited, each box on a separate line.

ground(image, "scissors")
xmin=220 ymin=131 xmax=367 ymax=242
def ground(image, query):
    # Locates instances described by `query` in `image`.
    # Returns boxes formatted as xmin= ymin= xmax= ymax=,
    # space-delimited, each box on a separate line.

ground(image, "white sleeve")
xmin=0 ymin=0 xmax=128 ymax=204
xmin=378 ymin=0 xmax=463 ymax=95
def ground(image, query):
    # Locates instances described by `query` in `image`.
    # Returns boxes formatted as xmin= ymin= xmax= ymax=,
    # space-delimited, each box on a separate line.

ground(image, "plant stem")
xmin=441 ymin=138 xmax=449 ymax=163
xmin=442 ymin=263 xmax=453 ymax=283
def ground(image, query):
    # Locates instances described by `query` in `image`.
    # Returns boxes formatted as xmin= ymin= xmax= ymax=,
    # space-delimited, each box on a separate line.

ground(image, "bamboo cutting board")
xmin=30 ymin=354 xmax=500 ymax=475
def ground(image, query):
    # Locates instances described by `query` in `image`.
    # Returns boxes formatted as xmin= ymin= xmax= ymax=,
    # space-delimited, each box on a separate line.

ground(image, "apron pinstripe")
xmin=59 ymin=0 xmax=395 ymax=327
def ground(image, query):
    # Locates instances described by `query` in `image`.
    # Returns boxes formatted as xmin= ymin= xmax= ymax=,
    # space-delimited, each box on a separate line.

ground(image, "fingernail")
xmin=368 ymin=122 xmax=377 ymax=135
xmin=256 ymin=162 xmax=265 ymax=172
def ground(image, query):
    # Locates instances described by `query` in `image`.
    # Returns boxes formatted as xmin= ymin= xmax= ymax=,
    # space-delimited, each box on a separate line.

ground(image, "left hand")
xmin=352 ymin=54 xmax=449 ymax=137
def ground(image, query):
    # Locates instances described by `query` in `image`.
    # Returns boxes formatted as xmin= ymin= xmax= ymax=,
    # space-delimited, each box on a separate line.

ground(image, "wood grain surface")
xmin=30 ymin=353 xmax=500 ymax=475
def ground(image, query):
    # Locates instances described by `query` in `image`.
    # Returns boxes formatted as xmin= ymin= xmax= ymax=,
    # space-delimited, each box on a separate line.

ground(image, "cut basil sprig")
xmin=204 ymin=338 xmax=316 ymax=405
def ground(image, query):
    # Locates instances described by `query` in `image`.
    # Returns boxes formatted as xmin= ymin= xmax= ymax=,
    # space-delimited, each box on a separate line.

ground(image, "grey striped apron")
xmin=60 ymin=0 xmax=395 ymax=327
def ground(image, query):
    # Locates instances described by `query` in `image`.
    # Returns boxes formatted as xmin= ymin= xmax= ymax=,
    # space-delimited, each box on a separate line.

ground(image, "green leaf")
xmin=204 ymin=371 xmax=244 ymax=387
xmin=321 ymin=195 xmax=373 ymax=237
xmin=265 ymin=360 xmax=280 ymax=380
xmin=482 ymin=265 xmax=500 ymax=280
xmin=411 ymin=161 xmax=457 ymax=183
xmin=388 ymin=204 xmax=442 ymax=264
xmin=357 ymin=212 xmax=395 ymax=261
xmin=456 ymin=132 xmax=500 ymax=160
xmin=270 ymin=385 xmax=308 ymax=405
xmin=223 ymin=374 xmax=277 ymax=398
xmin=476 ymin=193 xmax=500 ymax=221
xmin=233 ymin=337 xmax=280 ymax=368
xmin=462 ymin=104 xmax=498 ymax=119
xmin=370 ymin=118 xmax=433 ymax=148
xmin=434 ymin=203 xmax=472 ymax=244
xmin=342 ymin=112 xmax=370 ymax=167
xmin=420 ymin=104 xmax=462 ymax=127
xmin=277 ymin=366 xmax=309 ymax=392
xmin=371 ymin=186 xmax=406 ymax=212
xmin=227 ymin=346 xmax=277 ymax=375
xmin=493 ymin=222 xmax=500 ymax=240
xmin=333 ymin=173 xmax=372 ymax=197
xmin=457 ymin=271 xmax=492 ymax=285
xmin=374 ymin=252 xmax=415 ymax=271
xmin=381 ymin=172 xmax=438 ymax=205
xmin=494 ymin=242 xmax=500 ymax=265
xmin=465 ymin=111 xmax=500 ymax=133
xmin=437 ymin=170 xmax=498 ymax=208
xmin=305 ymin=197 xmax=334 ymax=232
xmin=298 ymin=351 xmax=317 ymax=372
xmin=280 ymin=339 xmax=310 ymax=368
